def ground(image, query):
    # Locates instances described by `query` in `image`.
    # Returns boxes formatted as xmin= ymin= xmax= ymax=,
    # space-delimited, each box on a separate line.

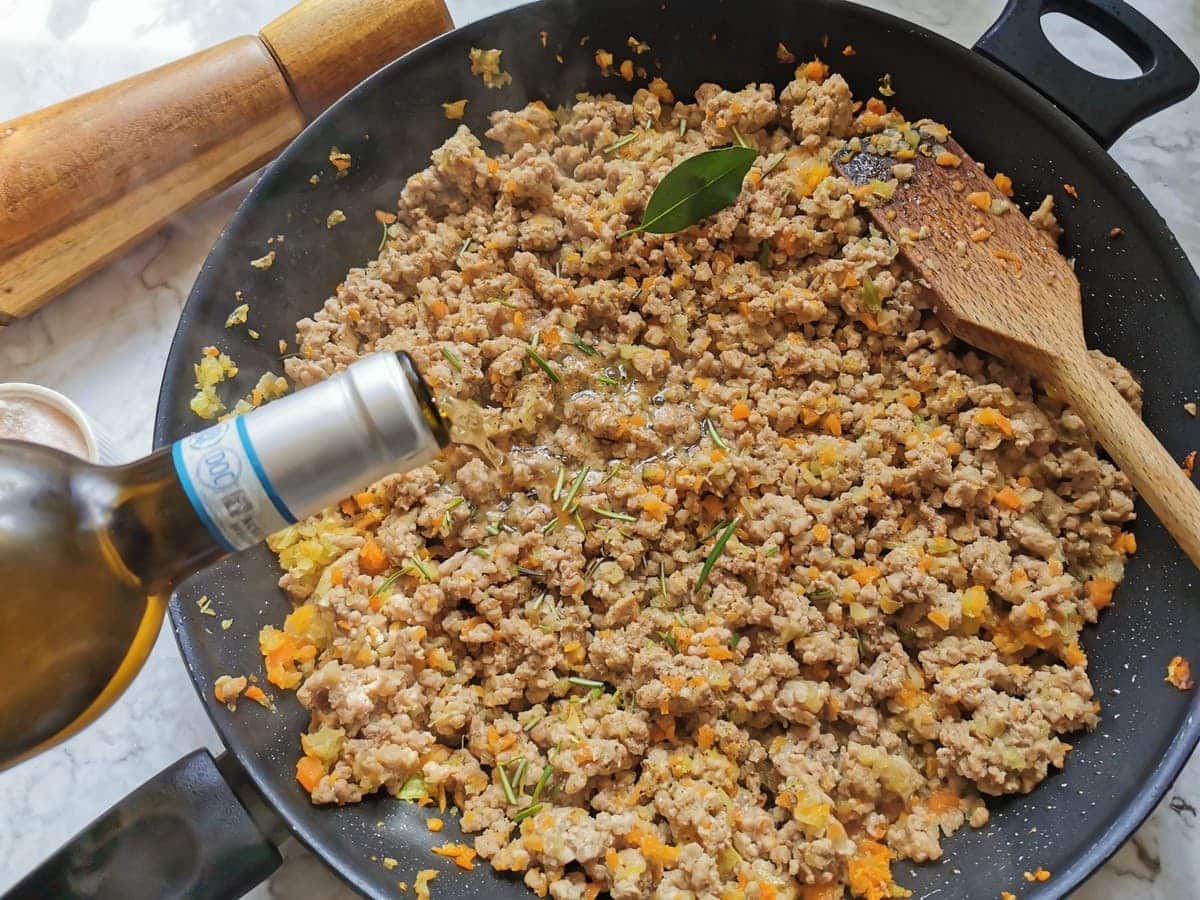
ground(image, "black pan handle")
xmin=974 ymin=0 xmax=1199 ymax=148
xmin=4 ymin=750 xmax=282 ymax=900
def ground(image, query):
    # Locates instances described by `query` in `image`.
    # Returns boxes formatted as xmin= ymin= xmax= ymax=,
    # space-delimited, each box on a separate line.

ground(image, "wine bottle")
xmin=0 ymin=351 xmax=447 ymax=769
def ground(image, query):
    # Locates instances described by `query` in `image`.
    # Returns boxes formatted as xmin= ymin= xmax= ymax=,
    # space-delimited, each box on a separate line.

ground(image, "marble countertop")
xmin=0 ymin=0 xmax=1197 ymax=897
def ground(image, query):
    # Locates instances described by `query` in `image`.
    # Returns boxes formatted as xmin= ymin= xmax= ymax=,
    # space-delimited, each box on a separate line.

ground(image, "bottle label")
xmin=172 ymin=418 xmax=296 ymax=552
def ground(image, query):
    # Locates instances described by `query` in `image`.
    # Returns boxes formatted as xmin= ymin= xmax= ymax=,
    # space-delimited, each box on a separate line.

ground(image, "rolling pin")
xmin=0 ymin=0 xmax=453 ymax=322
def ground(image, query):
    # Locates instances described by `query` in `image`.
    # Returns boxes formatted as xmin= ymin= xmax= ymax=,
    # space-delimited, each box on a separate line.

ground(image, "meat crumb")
xmin=326 ymin=209 xmax=346 ymax=229
xmin=776 ymin=42 xmax=795 ymax=63
xmin=250 ymin=251 xmax=275 ymax=270
xmin=213 ymin=675 xmax=247 ymax=709
xmin=1167 ymin=656 xmax=1194 ymax=691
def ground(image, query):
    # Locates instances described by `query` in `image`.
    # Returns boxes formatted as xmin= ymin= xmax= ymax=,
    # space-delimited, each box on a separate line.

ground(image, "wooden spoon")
xmin=834 ymin=132 xmax=1200 ymax=569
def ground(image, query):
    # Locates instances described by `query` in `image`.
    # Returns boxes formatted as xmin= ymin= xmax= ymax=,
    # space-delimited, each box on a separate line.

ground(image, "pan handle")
xmin=973 ymin=0 xmax=1199 ymax=148
xmin=4 ymin=750 xmax=282 ymax=900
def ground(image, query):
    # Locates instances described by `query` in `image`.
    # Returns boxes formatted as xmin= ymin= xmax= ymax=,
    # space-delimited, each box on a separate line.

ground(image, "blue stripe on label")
xmin=173 ymin=440 xmax=235 ymax=553
xmin=236 ymin=416 xmax=296 ymax=525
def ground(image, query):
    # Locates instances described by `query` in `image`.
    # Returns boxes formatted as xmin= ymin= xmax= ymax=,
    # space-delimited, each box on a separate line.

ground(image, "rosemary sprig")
xmin=659 ymin=631 xmax=679 ymax=652
xmin=659 ymin=561 xmax=668 ymax=603
xmin=570 ymin=335 xmax=598 ymax=356
xmin=497 ymin=761 xmax=518 ymax=805
xmin=513 ymin=803 xmax=543 ymax=824
xmin=593 ymin=507 xmax=636 ymax=522
xmin=378 ymin=222 xmax=390 ymax=252
xmin=516 ymin=566 xmax=543 ymax=578
xmin=527 ymin=346 xmax=561 ymax=383
xmin=809 ymin=587 xmax=835 ymax=602
xmin=705 ymin=418 xmax=730 ymax=451
xmin=369 ymin=570 xmax=404 ymax=599
xmin=604 ymin=132 xmax=640 ymax=155
xmin=552 ymin=466 xmax=566 ymax=502
xmin=532 ymin=766 xmax=554 ymax=803
xmin=471 ymin=548 xmax=491 ymax=558
xmin=440 ymin=346 xmax=463 ymax=372
xmin=561 ymin=466 xmax=590 ymax=513
xmin=406 ymin=556 xmax=434 ymax=582
xmin=457 ymin=237 xmax=473 ymax=262
xmin=730 ymin=124 xmax=748 ymax=148
xmin=512 ymin=758 xmax=529 ymax=796
xmin=567 ymin=676 xmax=605 ymax=689
xmin=596 ymin=373 xmax=620 ymax=386
xmin=695 ymin=516 xmax=740 ymax=593
xmin=599 ymin=462 xmax=622 ymax=485
xmin=678 ymin=118 xmax=688 ymax=136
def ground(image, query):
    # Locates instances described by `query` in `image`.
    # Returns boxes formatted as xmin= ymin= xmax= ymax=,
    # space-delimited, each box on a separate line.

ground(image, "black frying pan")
xmin=11 ymin=0 xmax=1199 ymax=897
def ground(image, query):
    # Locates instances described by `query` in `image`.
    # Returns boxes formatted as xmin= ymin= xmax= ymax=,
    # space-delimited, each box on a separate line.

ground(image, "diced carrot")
xmin=243 ymin=685 xmax=270 ymax=708
xmin=648 ymin=77 xmax=674 ymax=103
xmin=966 ymin=191 xmax=991 ymax=210
xmin=619 ymin=59 xmax=634 ymax=81
xmin=925 ymin=790 xmax=961 ymax=814
xmin=432 ymin=842 xmax=477 ymax=870
xmin=642 ymin=496 xmax=671 ymax=520
xmin=296 ymin=755 xmax=324 ymax=792
xmin=731 ymin=401 xmax=751 ymax=420
xmin=1086 ymin=578 xmax=1116 ymax=611
xmin=823 ymin=412 xmax=842 ymax=436
xmin=852 ymin=566 xmax=881 ymax=586
xmin=935 ymin=151 xmax=962 ymax=167
xmin=812 ymin=523 xmax=831 ymax=543
xmin=706 ymin=645 xmax=735 ymax=661
xmin=994 ymin=172 xmax=1013 ymax=197
xmin=993 ymin=248 xmax=1024 ymax=270
xmin=358 ymin=538 xmax=388 ymax=575
xmin=1112 ymin=532 xmax=1137 ymax=554
xmin=430 ymin=299 xmax=449 ymax=319
xmin=976 ymin=407 xmax=1014 ymax=437
xmin=970 ymin=227 xmax=992 ymax=242
xmin=995 ymin=487 xmax=1023 ymax=510
xmin=339 ymin=497 xmax=357 ymax=516
xmin=1063 ymin=643 xmax=1086 ymax=667
xmin=801 ymin=59 xmax=829 ymax=82
xmin=697 ymin=724 xmax=715 ymax=750
xmin=865 ymin=97 xmax=887 ymax=115
xmin=927 ymin=609 xmax=950 ymax=630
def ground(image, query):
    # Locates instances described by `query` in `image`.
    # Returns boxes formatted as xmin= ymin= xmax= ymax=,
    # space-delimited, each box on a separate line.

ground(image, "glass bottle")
xmin=0 ymin=351 xmax=447 ymax=769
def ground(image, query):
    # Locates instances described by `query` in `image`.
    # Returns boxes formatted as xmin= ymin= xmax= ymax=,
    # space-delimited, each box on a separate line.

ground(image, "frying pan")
xmin=9 ymin=0 xmax=1199 ymax=897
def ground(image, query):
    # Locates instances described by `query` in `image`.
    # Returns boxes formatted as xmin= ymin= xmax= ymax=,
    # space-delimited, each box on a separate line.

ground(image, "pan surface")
xmin=155 ymin=0 xmax=1200 ymax=897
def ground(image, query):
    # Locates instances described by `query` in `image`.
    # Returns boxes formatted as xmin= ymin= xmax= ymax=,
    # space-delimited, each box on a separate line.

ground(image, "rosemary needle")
xmin=695 ymin=516 xmax=741 ymax=593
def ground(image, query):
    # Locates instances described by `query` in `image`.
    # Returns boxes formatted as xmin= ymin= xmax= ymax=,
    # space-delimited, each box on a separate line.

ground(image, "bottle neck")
xmin=166 ymin=351 xmax=445 ymax=564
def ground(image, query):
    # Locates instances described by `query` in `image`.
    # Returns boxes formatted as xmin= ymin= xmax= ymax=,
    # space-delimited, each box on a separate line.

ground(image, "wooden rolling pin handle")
xmin=0 ymin=0 xmax=452 ymax=322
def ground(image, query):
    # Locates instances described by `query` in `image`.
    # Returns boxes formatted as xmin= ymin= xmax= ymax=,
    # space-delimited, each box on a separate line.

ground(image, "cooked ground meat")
xmin=262 ymin=64 xmax=1138 ymax=900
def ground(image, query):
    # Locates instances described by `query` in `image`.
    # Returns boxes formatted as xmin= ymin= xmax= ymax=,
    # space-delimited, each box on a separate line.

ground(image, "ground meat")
xmin=265 ymin=64 xmax=1138 ymax=900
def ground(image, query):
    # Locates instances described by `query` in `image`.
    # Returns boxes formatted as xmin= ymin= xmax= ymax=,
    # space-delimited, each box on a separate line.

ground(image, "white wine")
xmin=0 ymin=352 xmax=447 ymax=769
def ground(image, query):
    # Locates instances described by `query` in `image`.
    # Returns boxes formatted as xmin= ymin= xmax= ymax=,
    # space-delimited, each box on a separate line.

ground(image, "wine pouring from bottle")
xmin=0 ymin=352 xmax=448 ymax=769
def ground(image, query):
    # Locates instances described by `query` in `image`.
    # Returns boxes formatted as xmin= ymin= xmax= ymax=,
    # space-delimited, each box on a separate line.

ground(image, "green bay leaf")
xmin=622 ymin=146 xmax=757 ymax=237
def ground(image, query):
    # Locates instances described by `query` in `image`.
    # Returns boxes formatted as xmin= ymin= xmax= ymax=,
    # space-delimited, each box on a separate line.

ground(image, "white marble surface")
xmin=0 ymin=0 xmax=1197 ymax=897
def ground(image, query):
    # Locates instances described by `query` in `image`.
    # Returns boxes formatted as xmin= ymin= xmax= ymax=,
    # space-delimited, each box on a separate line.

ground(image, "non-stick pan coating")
xmin=155 ymin=1 xmax=1200 ymax=896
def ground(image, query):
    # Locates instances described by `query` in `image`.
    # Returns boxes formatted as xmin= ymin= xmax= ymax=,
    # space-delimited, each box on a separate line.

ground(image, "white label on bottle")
xmin=172 ymin=418 xmax=296 ymax=552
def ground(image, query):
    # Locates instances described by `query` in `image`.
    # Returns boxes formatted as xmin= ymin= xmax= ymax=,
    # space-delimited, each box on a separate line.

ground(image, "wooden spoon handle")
xmin=1048 ymin=353 xmax=1200 ymax=568
xmin=0 ymin=0 xmax=452 ymax=321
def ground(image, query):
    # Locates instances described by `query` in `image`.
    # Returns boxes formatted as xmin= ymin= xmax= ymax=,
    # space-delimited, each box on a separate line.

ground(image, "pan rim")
xmin=154 ymin=0 xmax=1200 ymax=897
